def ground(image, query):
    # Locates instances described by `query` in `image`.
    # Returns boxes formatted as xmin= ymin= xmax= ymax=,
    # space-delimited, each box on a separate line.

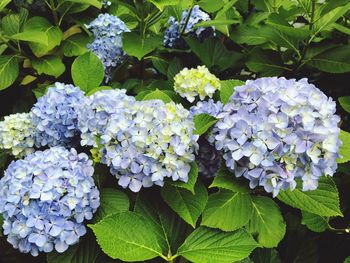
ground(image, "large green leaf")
xmin=10 ymin=31 xmax=48 ymax=45
xmin=185 ymin=38 xmax=242 ymax=71
xmin=230 ymin=25 xmax=270 ymax=45
xmin=178 ymin=227 xmax=258 ymax=263
xmin=252 ymin=248 xmax=281 ymax=263
xmin=210 ymin=167 xmax=250 ymax=193
xmin=247 ymin=196 xmax=286 ymax=248
xmin=47 ymin=231 xmax=99 ymax=263
xmin=193 ymin=113 xmax=218 ymax=135
xmin=147 ymin=0 xmax=178 ymax=10
xmin=0 ymin=56 xmax=19 ymax=90
xmin=32 ymin=56 xmax=65 ymax=77
xmin=220 ymin=79 xmax=245 ymax=104
xmin=89 ymin=211 xmax=164 ymax=261
xmin=30 ymin=27 xmax=63 ymax=57
xmin=161 ymin=182 xmax=208 ymax=227
xmin=0 ymin=0 xmax=11 ymax=11
xmin=123 ymin=33 xmax=162 ymax=60
xmin=277 ymin=177 xmax=342 ymax=217
xmin=301 ymin=211 xmax=328 ymax=233
xmin=142 ymin=89 xmax=173 ymax=103
xmin=168 ymin=162 xmax=198 ymax=194
xmin=71 ymin=52 xmax=104 ymax=92
xmin=338 ymin=130 xmax=350 ymax=164
xmin=339 ymin=97 xmax=350 ymax=113
xmin=246 ymin=49 xmax=288 ymax=76
xmin=253 ymin=0 xmax=284 ymax=13
xmin=63 ymin=0 xmax=102 ymax=8
xmin=307 ymin=46 xmax=350 ymax=73
xmin=202 ymin=190 xmax=253 ymax=231
xmin=134 ymin=191 xmax=186 ymax=256
xmin=95 ymin=188 xmax=129 ymax=222
xmin=2 ymin=14 xmax=20 ymax=36
xmin=63 ymin=34 xmax=91 ymax=57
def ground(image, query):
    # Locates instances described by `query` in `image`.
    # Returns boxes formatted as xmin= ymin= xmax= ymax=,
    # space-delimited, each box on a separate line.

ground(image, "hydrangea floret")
xmin=86 ymin=14 xmax=130 ymax=82
xmin=0 ymin=113 xmax=36 ymax=157
xmin=86 ymin=97 xmax=199 ymax=192
xmin=31 ymin=83 xmax=86 ymax=147
xmin=174 ymin=65 xmax=221 ymax=102
xmin=209 ymin=77 xmax=341 ymax=196
xmin=164 ymin=5 xmax=215 ymax=48
xmin=0 ymin=147 xmax=100 ymax=256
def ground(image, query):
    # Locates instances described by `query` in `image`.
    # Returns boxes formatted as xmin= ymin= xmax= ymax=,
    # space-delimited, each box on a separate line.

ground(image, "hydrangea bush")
xmin=0 ymin=1 xmax=350 ymax=262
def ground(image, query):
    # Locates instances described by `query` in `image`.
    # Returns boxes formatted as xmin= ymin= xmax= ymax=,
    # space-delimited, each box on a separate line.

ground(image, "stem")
xmin=328 ymin=225 xmax=350 ymax=234
xmin=49 ymin=0 xmax=59 ymax=25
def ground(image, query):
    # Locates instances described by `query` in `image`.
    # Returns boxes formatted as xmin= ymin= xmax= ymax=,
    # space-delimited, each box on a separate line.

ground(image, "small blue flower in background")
xmin=164 ymin=5 xmax=215 ymax=49
xmin=31 ymin=83 xmax=86 ymax=148
xmin=86 ymin=14 xmax=130 ymax=82
xmin=190 ymin=99 xmax=223 ymax=177
xmin=210 ymin=77 xmax=341 ymax=196
xmin=0 ymin=113 xmax=36 ymax=157
xmin=0 ymin=147 xmax=100 ymax=256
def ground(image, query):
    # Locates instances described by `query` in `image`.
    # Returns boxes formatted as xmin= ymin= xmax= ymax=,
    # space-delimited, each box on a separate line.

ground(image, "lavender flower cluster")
xmin=86 ymin=14 xmax=130 ymax=82
xmin=164 ymin=5 xmax=215 ymax=48
xmin=78 ymin=90 xmax=199 ymax=192
xmin=209 ymin=77 xmax=341 ymax=196
xmin=0 ymin=147 xmax=100 ymax=255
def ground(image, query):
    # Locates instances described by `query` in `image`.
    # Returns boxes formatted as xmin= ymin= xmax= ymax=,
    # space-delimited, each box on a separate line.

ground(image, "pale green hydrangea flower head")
xmin=174 ymin=65 xmax=221 ymax=102
xmin=0 ymin=113 xmax=36 ymax=157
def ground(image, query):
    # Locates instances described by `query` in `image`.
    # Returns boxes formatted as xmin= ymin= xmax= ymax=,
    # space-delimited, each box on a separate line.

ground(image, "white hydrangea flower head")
xmin=174 ymin=65 xmax=221 ymax=102
xmin=0 ymin=113 xmax=36 ymax=157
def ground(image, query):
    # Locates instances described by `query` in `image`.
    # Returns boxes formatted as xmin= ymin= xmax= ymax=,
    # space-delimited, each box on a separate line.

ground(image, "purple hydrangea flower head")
xmin=31 ymin=83 xmax=86 ymax=147
xmin=78 ymin=89 xmax=136 ymax=147
xmin=86 ymin=14 xmax=130 ymax=82
xmin=90 ymin=99 xmax=199 ymax=192
xmin=0 ymin=113 xmax=36 ymax=157
xmin=0 ymin=147 xmax=100 ymax=256
xmin=190 ymin=99 xmax=223 ymax=118
xmin=164 ymin=5 xmax=215 ymax=48
xmin=209 ymin=77 xmax=341 ymax=196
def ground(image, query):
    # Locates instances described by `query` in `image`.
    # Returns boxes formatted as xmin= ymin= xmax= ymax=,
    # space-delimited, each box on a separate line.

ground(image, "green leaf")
xmin=301 ymin=211 xmax=329 ymax=233
xmin=0 ymin=0 xmax=11 ymax=11
xmin=333 ymin=23 xmax=350 ymax=36
xmin=2 ymin=14 xmax=20 ymax=36
xmin=210 ymin=167 xmax=249 ymax=193
xmin=134 ymin=191 xmax=186 ymax=256
xmin=89 ymin=211 xmax=164 ymax=261
xmin=344 ymin=257 xmax=350 ymax=263
xmin=47 ymin=231 xmax=99 ymax=263
xmin=267 ymin=14 xmax=309 ymax=40
xmin=247 ymin=196 xmax=286 ymax=248
xmin=95 ymin=188 xmax=129 ymax=222
xmin=123 ymin=33 xmax=162 ymax=60
xmin=193 ymin=113 xmax=218 ymax=135
xmin=220 ymin=79 xmax=245 ymax=104
xmin=277 ymin=177 xmax=342 ymax=217
xmin=63 ymin=0 xmax=102 ymax=8
xmin=86 ymin=86 xmax=112 ymax=96
xmin=307 ymin=46 xmax=350 ymax=73
xmin=169 ymin=162 xmax=199 ymax=194
xmin=230 ymin=25 xmax=270 ymax=45
xmin=63 ymin=34 xmax=91 ymax=57
xmin=252 ymin=248 xmax=281 ymax=263
xmin=147 ymin=0 xmax=178 ymax=10
xmin=32 ymin=56 xmax=65 ymax=78
xmin=311 ymin=3 xmax=350 ymax=38
xmin=167 ymin=57 xmax=182 ymax=82
xmin=253 ymin=0 xmax=284 ymax=13
xmin=10 ymin=31 xmax=48 ymax=45
xmin=246 ymin=49 xmax=287 ymax=76
xmin=185 ymin=38 xmax=242 ymax=71
xmin=196 ymin=19 xmax=240 ymax=28
xmin=0 ymin=56 xmax=19 ymax=90
xmin=178 ymin=227 xmax=258 ymax=263
xmin=202 ymin=190 xmax=253 ymax=231
xmin=338 ymin=130 xmax=350 ymax=164
xmin=142 ymin=89 xmax=173 ymax=103
xmin=198 ymin=0 xmax=225 ymax=12
xmin=161 ymin=181 xmax=208 ymax=227
xmin=0 ymin=215 xmax=3 ymax=237
xmin=30 ymin=26 xmax=63 ymax=57
xmin=339 ymin=97 xmax=350 ymax=113
xmin=152 ymin=57 xmax=168 ymax=75
xmin=71 ymin=52 xmax=104 ymax=92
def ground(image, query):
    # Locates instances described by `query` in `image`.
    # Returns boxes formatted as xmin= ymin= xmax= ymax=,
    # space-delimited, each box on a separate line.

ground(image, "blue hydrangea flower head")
xmin=92 ymin=99 xmax=199 ymax=192
xmin=190 ymin=99 xmax=223 ymax=118
xmin=86 ymin=14 xmax=130 ymax=82
xmin=31 ymin=83 xmax=86 ymax=148
xmin=0 ymin=147 xmax=100 ymax=256
xmin=0 ymin=113 xmax=36 ymax=157
xmin=210 ymin=77 xmax=341 ymax=196
xmin=164 ymin=5 xmax=215 ymax=48
xmin=78 ymin=89 xmax=136 ymax=147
